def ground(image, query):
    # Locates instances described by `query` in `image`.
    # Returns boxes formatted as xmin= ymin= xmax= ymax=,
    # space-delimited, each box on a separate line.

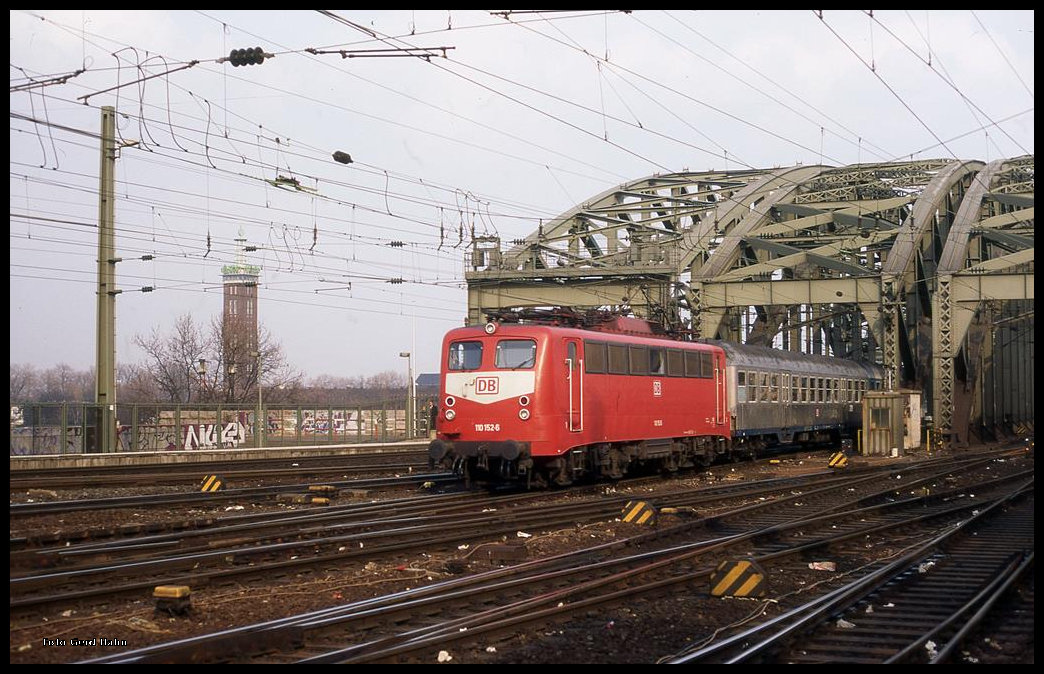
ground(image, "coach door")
xmin=566 ymin=339 xmax=584 ymax=432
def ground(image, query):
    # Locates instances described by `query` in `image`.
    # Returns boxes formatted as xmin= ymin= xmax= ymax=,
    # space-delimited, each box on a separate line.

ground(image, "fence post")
xmin=174 ymin=405 xmax=182 ymax=451
xmin=59 ymin=403 xmax=68 ymax=455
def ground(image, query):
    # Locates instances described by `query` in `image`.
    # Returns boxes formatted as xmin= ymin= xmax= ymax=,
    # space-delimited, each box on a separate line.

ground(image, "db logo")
xmin=475 ymin=377 xmax=499 ymax=395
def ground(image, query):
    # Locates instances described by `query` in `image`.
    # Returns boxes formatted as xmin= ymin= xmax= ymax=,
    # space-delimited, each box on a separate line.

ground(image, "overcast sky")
xmin=9 ymin=10 xmax=1035 ymax=381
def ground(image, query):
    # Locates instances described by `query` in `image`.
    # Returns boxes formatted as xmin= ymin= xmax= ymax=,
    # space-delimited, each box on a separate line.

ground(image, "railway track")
xmin=10 ymin=449 xmax=429 ymax=490
xmin=9 ymin=468 xmax=873 ymax=611
xmin=668 ymin=487 xmax=1034 ymax=664
xmin=67 ymin=450 xmax=1031 ymax=664
xmin=10 ymin=472 xmax=454 ymax=519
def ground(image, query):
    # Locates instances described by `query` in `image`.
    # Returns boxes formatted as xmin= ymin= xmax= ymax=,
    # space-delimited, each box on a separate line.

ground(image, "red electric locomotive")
xmin=428 ymin=309 xmax=733 ymax=487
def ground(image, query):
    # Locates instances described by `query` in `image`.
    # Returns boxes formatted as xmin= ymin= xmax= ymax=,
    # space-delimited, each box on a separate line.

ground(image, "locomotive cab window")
xmin=495 ymin=339 xmax=536 ymax=369
xmin=448 ymin=341 xmax=483 ymax=371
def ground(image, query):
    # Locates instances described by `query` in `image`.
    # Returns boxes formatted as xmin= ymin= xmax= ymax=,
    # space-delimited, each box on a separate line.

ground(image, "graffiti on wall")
xmin=183 ymin=421 xmax=247 ymax=450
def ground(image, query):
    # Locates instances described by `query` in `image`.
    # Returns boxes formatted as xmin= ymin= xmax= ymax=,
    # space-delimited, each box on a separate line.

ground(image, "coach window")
xmin=649 ymin=348 xmax=665 ymax=375
xmin=495 ymin=339 xmax=537 ymax=369
xmin=759 ymin=372 xmax=770 ymax=402
xmin=608 ymin=344 xmax=628 ymax=374
xmin=833 ymin=378 xmax=840 ymax=403
xmin=747 ymin=371 xmax=756 ymax=401
xmin=667 ymin=349 xmax=685 ymax=377
xmin=769 ymin=374 xmax=779 ymax=402
xmin=629 ymin=346 xmax=649 ymax=375
xmin=448 ymin=341 xmax=483 ymax=371
xmin=737 ymin=371 xmax=747 ymax=402
xmin=789 ymin=374 xmax=797 ymax=403
xmin=585 ymin=341 xmax=607 ymax=374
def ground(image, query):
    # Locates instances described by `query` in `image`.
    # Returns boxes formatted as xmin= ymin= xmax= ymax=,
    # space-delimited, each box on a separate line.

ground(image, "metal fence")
xmin=9 ymin=402 xmax=428 ymax=456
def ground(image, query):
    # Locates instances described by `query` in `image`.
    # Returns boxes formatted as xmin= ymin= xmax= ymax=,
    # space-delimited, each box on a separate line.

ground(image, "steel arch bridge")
xmin=465 ymin=157 xmax=1034 ymax=448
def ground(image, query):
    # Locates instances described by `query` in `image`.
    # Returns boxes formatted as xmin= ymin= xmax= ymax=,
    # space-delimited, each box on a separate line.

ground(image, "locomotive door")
xmin=715 ymin=354 xmax=727 ymax=426
xmin=566 ymin=339 xmax=583 ymax=432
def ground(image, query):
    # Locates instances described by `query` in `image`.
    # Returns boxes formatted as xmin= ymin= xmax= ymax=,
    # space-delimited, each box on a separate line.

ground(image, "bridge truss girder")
xmin=465 ymin=157 xmax=1034 ymax=446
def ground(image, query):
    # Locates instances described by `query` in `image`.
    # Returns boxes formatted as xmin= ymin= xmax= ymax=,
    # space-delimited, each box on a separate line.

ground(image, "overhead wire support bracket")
xmin=77 ymin=61 xmax=199 ymax=103
xmin=306 ymin=47 xmax=454 ymax=61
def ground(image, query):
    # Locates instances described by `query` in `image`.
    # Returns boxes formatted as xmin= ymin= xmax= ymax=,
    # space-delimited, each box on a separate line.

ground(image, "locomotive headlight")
xmin=444 ymin=409 xmax=456 ymax=421
xmin=444 ymin=396 xmax=455 ymax=408
xmin=484 ymin=322 xmax=497 ymax=334
xmin=518 ymin=408 xmax=530 ymax=421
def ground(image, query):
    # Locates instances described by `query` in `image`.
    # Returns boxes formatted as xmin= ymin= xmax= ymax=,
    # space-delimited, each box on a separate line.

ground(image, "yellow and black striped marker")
xmin=621 ymin=500 xmax=657 ymax=525
xmin=200 ymin=475 xmax=225 ymax=492
xmin=828 ymin=452 xmax=848 ymax=469
xmin=710 ymin=559 xmax=767 ymax=598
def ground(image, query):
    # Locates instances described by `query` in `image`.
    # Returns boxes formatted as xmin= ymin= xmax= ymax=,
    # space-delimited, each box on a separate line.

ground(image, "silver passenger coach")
xmin=709 ymin=340 xmax=884 ymax=454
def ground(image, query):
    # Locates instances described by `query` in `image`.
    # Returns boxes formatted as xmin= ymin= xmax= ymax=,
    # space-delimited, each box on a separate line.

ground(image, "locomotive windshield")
xmin=495 ymin=339 xmax=536 ymax=369
xmin=448 ymin=341 xmax=483 ymax=371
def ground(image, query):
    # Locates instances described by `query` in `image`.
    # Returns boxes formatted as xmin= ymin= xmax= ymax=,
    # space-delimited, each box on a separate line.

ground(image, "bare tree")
xmin=116 ymin=362 xmax=162 ymax=403
xmin=10 ymin=363 xmax=38 ymax=401
xmin=211 ymin=317 xmax=303 ymax=405
xmin=134 ymin=314 xmax=213 ymax=403
xmin=36 ymin=363 xmax=94 ymax=402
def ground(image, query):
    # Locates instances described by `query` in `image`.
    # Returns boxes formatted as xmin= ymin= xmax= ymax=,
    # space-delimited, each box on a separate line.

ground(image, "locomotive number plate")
xmin=474 ymin=423 xmax=501 ymax=432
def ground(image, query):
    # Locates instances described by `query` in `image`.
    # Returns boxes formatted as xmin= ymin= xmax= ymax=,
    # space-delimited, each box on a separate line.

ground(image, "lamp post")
xmin=195 ymin=358 xmax=207 ymax=402
xmin=227 ymin=362 xmax=236 ymax=402
xmin=253 ymin=350 xmax=263 ymax=448
xmin=399 ymin=351 xmax=414 ymax=438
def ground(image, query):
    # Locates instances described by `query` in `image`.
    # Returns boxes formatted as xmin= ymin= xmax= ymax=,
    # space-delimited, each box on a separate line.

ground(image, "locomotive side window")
xmin=699 ymin=352 xmax=714 ymax=378
xmin=448 ymin=341 xmax=483 ymax=371
xmin=495 ymin=339 xmax=537 ymax=369
xmin=584 ymin=341 xmax=607 ymax=374
xmin=684 ymin=351 xmax=701 ymax=378
xmin=667 ymin=349 xmax=684 ymax=377
xmin=629 ymin=346 xmax=649 ymax=375
xmin=608 ymin=344 xmax=628 ymax=374
xmin=649 ymin=348 xmax=665 ymax=375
